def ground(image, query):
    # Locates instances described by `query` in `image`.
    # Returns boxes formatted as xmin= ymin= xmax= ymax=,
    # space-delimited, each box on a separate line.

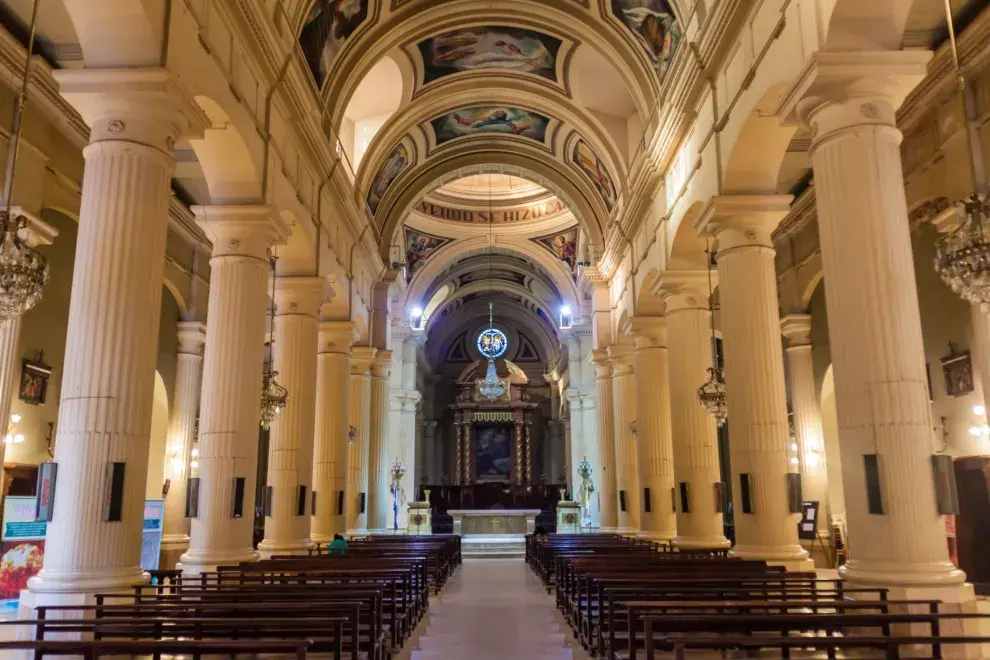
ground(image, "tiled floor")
xmin=401 ymin=558 xmax=593 ymax=660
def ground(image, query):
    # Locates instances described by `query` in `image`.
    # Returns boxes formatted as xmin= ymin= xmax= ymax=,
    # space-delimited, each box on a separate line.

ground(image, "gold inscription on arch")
xmin=416 ymin=199 xmax=567 ymax=223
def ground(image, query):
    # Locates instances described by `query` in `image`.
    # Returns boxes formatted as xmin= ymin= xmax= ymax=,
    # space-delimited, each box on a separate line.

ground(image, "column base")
xmin=730 ymin=543 xmax=814 ymax=571
xmin=637 ymin=531 xmax=677 ymax=542
xmin=311 ymin=533 xmax=340 ymax=545
xmin=674 ymin=534 xmax=732 ymax=550
xmin=179 ymin=547 xmax=259 ymax=575
xmin=346 ymin=528 xmax=371 ymax=536
xmin=257 ymin=538 xmax=315 ymax=559
xmin=597 ymin=526 xmax=618 ymax=534
xmin=839 ymin=558 xmax=967 ymax=588
xmin=160 ymin=534 xmax=190 ymax=570
xmin=615 ymin=527 xmax=640 ymax=537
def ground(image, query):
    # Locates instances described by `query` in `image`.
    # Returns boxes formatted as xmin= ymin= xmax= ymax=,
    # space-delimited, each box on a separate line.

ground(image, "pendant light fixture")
xmin=475 ymin=172 xmax=509 ymax=402
xmin=697 ymin=240 xmax=727 ymax=426
xmin=260 ymin=251 xmax=288 ymax=429
xmin=0 ymin=0 xmax=50 ymax=321
xmin=933 ymin=0 xmax=990 ymax=306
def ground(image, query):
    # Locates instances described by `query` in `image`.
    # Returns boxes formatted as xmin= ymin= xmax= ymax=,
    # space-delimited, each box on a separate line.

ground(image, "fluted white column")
xmin=784 ymin=51 xmax=965 ymax=587
xmin=258 ymin=278 xmax=323 ymax=557
xmin=697 ymin=196 xmax=811 ymax=570
xmin=592 ymin=351 xmax=618 ymax=531
xmin=367 ymin=352 xmax=393 ymax=532
xmin=630 ymin=318 xmax=677 ymax=541
xmin=659 ymin=273 xmax=729 ymax=550
xmin=566 ymin=391 xmax=583 ymax=494
xmin=346 ymin=347 xmax=375 ymax=533
xmin=310 ymin=322 xmax=355 ymax=543
xmin=180 ymin=206 xmax=289 ymax=574
xmin=781 ymin=314 xmax=829 ymax=537
xmin=161 ymin=322 xmax=207 ymax=560
xmin=580 ymin=395 xmax=601 ymax=527
xmin=24 ymin=69 xmax=206 ymax=603
xmin=609 ymin=347 xmax=639 ymax=533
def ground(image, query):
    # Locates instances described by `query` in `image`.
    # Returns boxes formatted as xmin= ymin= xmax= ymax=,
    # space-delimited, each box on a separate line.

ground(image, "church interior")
xmin=0 ymin=0 xmax=988 ymax=656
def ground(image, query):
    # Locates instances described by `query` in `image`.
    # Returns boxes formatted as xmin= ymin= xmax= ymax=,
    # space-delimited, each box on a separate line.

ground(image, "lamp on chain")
xmin=697 ymin=241 xmax=727 ymax=426
xmin=259 ymin=252 xmax=288 ymax=429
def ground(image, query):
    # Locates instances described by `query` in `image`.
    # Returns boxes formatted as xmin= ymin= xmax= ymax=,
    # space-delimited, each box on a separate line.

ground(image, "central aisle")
xmin=404 ymin=559 xmax=593 ymax=660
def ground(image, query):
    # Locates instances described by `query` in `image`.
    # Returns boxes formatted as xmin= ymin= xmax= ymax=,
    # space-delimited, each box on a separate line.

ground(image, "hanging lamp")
xmin=933 ymin=0 xmax=990 ymax=307
xmin=697 ymin=240 xmax=727 ymax=426
xmin=0 ymin=0 xmax=49 ymax=321
xmin=475 ymin=172 xmax=509 ymax=402
xmin=260 ymin=252 xmax=288 ymax=429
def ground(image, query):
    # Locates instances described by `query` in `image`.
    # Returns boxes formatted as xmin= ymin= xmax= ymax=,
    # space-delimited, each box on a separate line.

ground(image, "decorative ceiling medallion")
xmin=417 ymin=26 xmax=562 ymax=85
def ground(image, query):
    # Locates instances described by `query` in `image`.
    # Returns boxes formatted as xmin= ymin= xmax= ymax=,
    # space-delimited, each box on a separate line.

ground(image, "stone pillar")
xmin=696 ymin=196 xmax=811 ymax=570
xmin=161 ymin=322 xmax=207 ymax=563
xmin=659 ymin=273 xmax=729 ymax=550
xmin=258 ymin=277 xmax=323 ymax=557
xmin=424 ymin=421 xmax=438 ymax=484
xmin=454 ymin=419 xmax=464 ymax=486
xmin=179 ymin=206 xmax=289 ymax=574
xmin=366 ymin=351 xmax=392 ymax=532
xmin=781 ymin=314 xmax=829 ymax=537
xmin=969 ymin=305 xmax=990 ymax=420
xmin=395 ymin=398 xmax=419 ymax=528
xmin=23 ymin=69 xmax=207 ymax=602
xmin=609 ymin=346 xmax=640 ymax=533
xmin=592 ymin=351 xmax=618 ymax=531
xmin=346 ymin=347 xmax=375 ymax=534
xmin=781 ymin=51 xmax=966 ymax=588
xmin=311 ymin=322 xmax=354 ymax=543
xmin=630 ymin=318 xmax=677 ymax=541
xmin=566 ymin=391 xmax=583 ymax=494
xmin=580 ymin=395 xmax=601 ymax=527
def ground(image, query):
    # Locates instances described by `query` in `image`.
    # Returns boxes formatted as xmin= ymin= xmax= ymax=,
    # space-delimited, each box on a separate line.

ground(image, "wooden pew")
xmin=0 ymin=638 xmax=313 ymax=659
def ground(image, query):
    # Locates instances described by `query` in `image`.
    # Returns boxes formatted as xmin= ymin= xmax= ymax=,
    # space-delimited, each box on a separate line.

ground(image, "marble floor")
xmin=401 ymin=558 xmax=593 ymax=660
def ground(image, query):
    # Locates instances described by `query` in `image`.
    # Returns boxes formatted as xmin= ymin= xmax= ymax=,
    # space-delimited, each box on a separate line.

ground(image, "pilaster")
xmin=592 ymin=350 xmax=618 ymax=531
xmin=608 ymin=345 xmax=639 ymax=533
xmin=366 ymin=351 xmax=393 ymax=532
xmin=346 ymin=347 xmax=375 ymax=534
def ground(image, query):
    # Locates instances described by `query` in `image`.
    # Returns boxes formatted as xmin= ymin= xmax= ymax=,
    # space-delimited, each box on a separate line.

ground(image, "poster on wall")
xmin=0 ymin=496 xmax=46 ymax=611
xmin=141 ymin=499 xmax=165 ymax=571
xmin=0 ymin=498 xmax=166 ymax=610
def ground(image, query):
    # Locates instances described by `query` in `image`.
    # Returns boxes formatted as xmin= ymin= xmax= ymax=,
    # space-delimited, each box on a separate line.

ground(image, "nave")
xmin=403 ymin=559 xmax=591 ymax=660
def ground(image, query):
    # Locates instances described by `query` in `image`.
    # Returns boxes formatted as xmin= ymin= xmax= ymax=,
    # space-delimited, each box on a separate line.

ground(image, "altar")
xmin=448 ymin=509 xmax=541 ymax=536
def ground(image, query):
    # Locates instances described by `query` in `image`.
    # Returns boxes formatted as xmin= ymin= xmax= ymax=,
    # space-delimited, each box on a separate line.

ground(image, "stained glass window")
xmin=477 ymin=328 xmax=508 ymax=359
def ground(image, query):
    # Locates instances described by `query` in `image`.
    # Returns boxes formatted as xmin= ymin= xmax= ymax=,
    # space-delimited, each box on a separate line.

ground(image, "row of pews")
xmin=0 ymin=534 xmax=459 ymax=658
xmin=528 ymin=534 xmax=990 ymax=659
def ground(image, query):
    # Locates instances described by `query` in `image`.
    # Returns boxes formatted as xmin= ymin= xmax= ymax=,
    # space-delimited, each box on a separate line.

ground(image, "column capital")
xmin=54 ymin=68 xmax=209 ymax=149
xmin=607 ymin=345 xmax=635 ymax=374
xmin=655 ymin=271 xmax=714 ymax=314
xmin=774 ymin=50 xmax=932 ymax=139
xmin=780 ymin=314 xmax=813 ymax=347
xmin=695 ymin=195 xmax=793 ymax=250
xmin=10 ymin=207 xmax=58 ymax=248
xmin=176 ymin=321 xmax=207 ymax=356
xmin=591 ymin=349 xmax=612 ymax=378
xmin=319 ymin=321 xmax=357 ymax=355
xmin=372 ymin=350 xmax=393 ymax=378
xmin=274 ymin=277 xmax=325 ymax=319
xmin=193 ymin=205 xmax=290 ymax=260
xmin=350 ymin=346 xmax=377 ymax=375
xmin=628 ymin=316 xmax=668 ymax=350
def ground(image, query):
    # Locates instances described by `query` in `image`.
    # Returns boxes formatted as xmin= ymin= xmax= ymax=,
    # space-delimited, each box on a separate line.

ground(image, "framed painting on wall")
xmin=18 ymin=355 xmax=51 ymax=406
xmin=941 ymin=343 xmax=975 ymax=397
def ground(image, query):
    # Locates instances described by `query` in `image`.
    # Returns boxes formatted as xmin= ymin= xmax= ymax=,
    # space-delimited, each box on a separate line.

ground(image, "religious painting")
xmin=404 ymin=228 xmax=452 ymax=279
xmin=367 ymin=143 xmax=409 ymax=215
xmin=418 ymin=27 xmax=562 ymax=85
xmin=941 ymin=344 xmax=975 ymax=397
xmin=610 ymin=0 xmax=681 ymax=81
xmin=572 ymin=139 xmax=617 ymax=211
xmin=299 ymin=0 xmax=369 ymax=89
xmin=18 ymin=356 xmax=51 ymax=405
xmin=430 ymin=106 xmax=550 ymax=146
xmin=475 ymin=425 xmax=512 ymax=481
xmin=535 ymin=228 xmax=578 ymax=271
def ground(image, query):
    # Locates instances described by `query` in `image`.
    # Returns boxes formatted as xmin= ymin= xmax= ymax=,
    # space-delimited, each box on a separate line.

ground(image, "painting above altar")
xmin=475 ymin=425 xmax=511 ymax=481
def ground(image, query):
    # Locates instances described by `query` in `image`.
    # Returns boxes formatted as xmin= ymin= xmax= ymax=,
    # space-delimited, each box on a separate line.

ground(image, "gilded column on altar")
xmin=23 ymin=69 xmax=209 ymax=602
xmin=630 ymin=318 xmax=677 ymax=541
xmin=608 ymin=346 xmax=639 ymax=533
xmin=346 ymin=347 xmax=375 ymax=534
xmin=696 ymin=196 xmax=811 ymax=570
xmin=311 ymin=321 xmax=355 ymax=543
xmin=659 ymin=273 xmax=729 ymax=550
xmin=778 ymin=51 xmax=965 ymax=588
xmin=160 ymin=322 xmax=207 ymax=562
xmin=180 ymin=205 xmax=289 ymax=574
xmin=592 ymin=350 xmax=618 ymax=531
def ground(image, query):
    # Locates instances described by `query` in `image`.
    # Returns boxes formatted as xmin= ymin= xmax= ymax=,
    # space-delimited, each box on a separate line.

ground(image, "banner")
xmin=141 ymin=499 xmax=165 ymax=571
xmin=0 ymin=496 xmax=46 ymax=607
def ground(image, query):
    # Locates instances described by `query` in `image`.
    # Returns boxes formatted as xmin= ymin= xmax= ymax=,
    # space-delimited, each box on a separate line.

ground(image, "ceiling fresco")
xmin=571 ymin=139 xmax=617 ymax=212
xmin=609 ymin=0 xmax=681 ymax=82
xmin=535 ymin=228 xmax=578 ymax=272
xmin=405 ymin=227 xmax=452 ymax=279
xmin=417 ymin=26 xmax=563 ymax=85
xmin=367 ymin=142 xmax=410 ymax=215
xmin=429 ymin=106 xmax=551 ymax=146
xmin=299 ymin=0 xmax=370 ymax=88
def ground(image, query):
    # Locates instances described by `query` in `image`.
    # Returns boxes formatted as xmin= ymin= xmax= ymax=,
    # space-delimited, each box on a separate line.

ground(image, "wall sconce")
xmin=559 ymin=305 xmax=573 ymax=330
xmin=410 ymin=306 xmax=424 ymax=330
xmin=4 ymin=413 xmax=24 ymax=445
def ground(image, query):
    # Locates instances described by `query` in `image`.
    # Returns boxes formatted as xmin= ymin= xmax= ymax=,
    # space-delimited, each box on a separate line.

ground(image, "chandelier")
xmin=474 ymin=173 xmax=509 ymax=402
xmin=697 ymin=240 xmax=727 ymax=426
xmin=260 ymin=253 xmax=288 ymax=429
xmin=0 ymin=0 xmax=49 ymax=322
xmin=933 ymin=3 xmax=990 ymax=307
